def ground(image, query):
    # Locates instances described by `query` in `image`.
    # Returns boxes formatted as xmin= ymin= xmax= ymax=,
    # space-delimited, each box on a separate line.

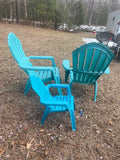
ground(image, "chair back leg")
xmin=24 ymin=78 xmax=31 ymax=95
xmin=41 ymin=107 xmax=51 ymax=125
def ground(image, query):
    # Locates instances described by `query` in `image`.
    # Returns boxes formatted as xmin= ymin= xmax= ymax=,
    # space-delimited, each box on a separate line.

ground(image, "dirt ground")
xmin=0 ymin=23 xmax=120 ymax=160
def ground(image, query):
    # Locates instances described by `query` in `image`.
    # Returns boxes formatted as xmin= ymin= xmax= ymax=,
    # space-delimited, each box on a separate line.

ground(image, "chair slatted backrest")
xmin=8 ymin=32 xmax=32 ymax=67
xmin=30 ymin=76 xmax=53 ymax=101
xmin=72 ymin=42 xmax=113 ymax=84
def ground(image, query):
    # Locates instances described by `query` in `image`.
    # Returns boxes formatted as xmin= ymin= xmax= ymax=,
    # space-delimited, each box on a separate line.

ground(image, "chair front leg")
xmin=94 ymin=81 xmax=97 ymax=102
xmin=41 ymin=106 xmax=51 ymax=125
xmin=69 ymin=76 xmax=73 ymax=90
xmin=65 ymin=70 xmax=70 ymax=83
xmin=69 ymin=108 xmax=76 ymax=131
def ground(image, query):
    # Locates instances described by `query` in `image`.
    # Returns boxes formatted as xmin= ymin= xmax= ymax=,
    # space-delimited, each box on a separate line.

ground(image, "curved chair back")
xmin=30 ymin=76 xmax=53 ymax=101
xmin=8 ymin=32 xmax=32 ymax=67
xmin=72 ymin=42 xmax=114 ymax=84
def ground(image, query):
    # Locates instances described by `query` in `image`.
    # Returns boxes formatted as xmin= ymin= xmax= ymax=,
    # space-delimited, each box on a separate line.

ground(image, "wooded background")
xmin=0 ymin=0 xmax=120 ymax=29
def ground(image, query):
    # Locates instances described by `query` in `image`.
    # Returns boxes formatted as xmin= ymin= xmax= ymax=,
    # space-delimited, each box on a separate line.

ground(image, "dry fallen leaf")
xmin=24 ymin=127 xmax=28 ymax=130
xmin=109 ymin=121 xmax=113 ymax=125
xmin=0 ymin=148 xmax=4 ymax=156
xmin=40 ymin=129 xmax=44 ymax=132
xmin=27 ymin=138 xmax=34 ymax=149
xmin=27 ymin=143 xmax=31 ymax=150
xmin=45 ymin=150 xmax=49 ymax=156
xmin=11 ymin=141 xmax=15 ymax=147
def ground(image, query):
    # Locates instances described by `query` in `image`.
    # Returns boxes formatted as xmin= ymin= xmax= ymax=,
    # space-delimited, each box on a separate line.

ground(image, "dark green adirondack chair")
xmin=8 ymin=32 xmax=61 ymax=95
xmin=63 ymin=42 xmax=114 ymax=101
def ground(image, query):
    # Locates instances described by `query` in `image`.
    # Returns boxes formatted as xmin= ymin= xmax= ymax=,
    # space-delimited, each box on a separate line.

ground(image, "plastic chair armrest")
xmin=62 ymin=60 xmax=72 ymax=70
xmin=28 ymin=56 xmax=56 ymax=67
xmin=46 ymin=84 xmax=71 ymax=95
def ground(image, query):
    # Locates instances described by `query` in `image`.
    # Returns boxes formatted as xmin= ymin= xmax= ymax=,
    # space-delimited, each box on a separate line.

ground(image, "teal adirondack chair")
xmin=30 ymin=76 xmax=76 ymax=131
xmin=63 ymin=42 xmax=114 ymax=101
xmin=8 ymin=32 xmax=61 ymax=95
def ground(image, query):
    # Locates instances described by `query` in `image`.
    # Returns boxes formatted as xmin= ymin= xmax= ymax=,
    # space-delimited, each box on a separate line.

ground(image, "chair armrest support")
xmin=46 ymin=84 xmax=71 ymax=95
xmin=28 ymin=56 xmax=56 ymax=67
xmin=104 ymin=67 xmax=110 ymax=74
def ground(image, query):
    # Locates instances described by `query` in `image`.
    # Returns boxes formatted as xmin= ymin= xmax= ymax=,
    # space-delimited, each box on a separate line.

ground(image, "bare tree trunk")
xmin=84 ymin=1 xmax=89 ymax=25
xmin=24 ymin=0 xmax=27 ymax=21
xmin=108 ymin=0 xmax=119 ymax=13
xmin=15 ymin=0 xmax=19 ymax=23
xmin=88 ymin=0 xmax=94 ymax=26
xmin=5 ymin=0 xmax=8 ymax=20
xmin=10 ymin=0 xmax=13 ymax=21
xmin=96 ymin=0 xmax=102 ymax=25
xmin=0 ymin=0 xmax=2 ymax=21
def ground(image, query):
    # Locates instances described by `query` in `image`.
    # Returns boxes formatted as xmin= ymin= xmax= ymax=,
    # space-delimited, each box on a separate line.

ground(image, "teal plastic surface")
xmin=8 ymin=32 xmax=61 ymax=95
xmin=30 ymin=76 xmax=76 ymax=131
xmin=63 ymin=42 xmax=114 ymax=101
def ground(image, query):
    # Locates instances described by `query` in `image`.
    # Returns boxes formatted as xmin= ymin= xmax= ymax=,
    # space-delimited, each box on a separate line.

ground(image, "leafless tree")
xmin=10 ymin=0 xmax=13 ymax=20
xmin=15 ymin=0 xmax=19 ymax=23
xmin=24 ymin=0 xmax=27 ymax=20
xmin=108 ymin=0 xmax=119 ymax=13
xmin=88 ymin=0 xmax=94 ymax=25
xmin=96 ymin=0 xmax=102 ymax=25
